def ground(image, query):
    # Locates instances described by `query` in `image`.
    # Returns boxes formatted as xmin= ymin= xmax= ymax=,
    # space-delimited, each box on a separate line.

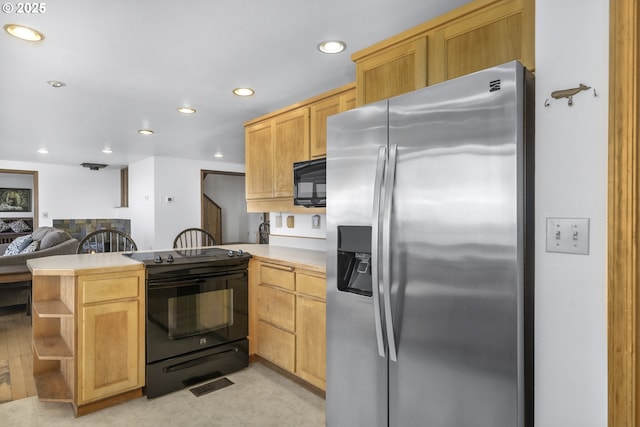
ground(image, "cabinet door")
xmin=355 ymin=37 xmax=427 ymax=106
xmin=310 ymin=88 xmax=357 ymax=158
xmin=79 ymin=299 xmax=142 ymax=403
xmin=296 ymin=295 xmax=326 ymax=390
xmin=257 ymin=284 xmax=295 ymax=332
xmin=257 ymin=320 xmax=295 ymax=372
xmin=273 ymin=108 xmax=310 ymax=197
xmin=429 ymin=0 xmax=534 ymax=84
xmin=245 ymin=120 xmax=274 ymax=200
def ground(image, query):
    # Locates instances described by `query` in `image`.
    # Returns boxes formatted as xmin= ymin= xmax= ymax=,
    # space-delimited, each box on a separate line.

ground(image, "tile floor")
xmin=0 ymin=362 xmax=326 ymax=426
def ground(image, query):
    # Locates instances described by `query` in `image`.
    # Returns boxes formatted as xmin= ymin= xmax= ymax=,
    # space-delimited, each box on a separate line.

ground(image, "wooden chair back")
xmin=77 ymin=229 xmax=137 ymax=254
xmin=173 ymin=228 xmax=216 ymax=249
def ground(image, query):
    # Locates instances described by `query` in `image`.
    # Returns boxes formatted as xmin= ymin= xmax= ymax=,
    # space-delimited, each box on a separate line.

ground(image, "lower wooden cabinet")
xmin=79 ymin=299 xmax=142 ymax=403
xmin=31 ymin=265 xmax=145 ymax=416
xmin=296 ymin=294 xmax=326 ymax=390
xmin=251 ymin=260 xmax=326 ymax=390
xmin=257 ymin=320 xmax=295 ymax=372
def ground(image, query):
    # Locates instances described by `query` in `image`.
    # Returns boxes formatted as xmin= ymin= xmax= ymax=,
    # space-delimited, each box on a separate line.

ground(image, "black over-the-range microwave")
xmin=293 ymin=158 xmax=326 ymax=207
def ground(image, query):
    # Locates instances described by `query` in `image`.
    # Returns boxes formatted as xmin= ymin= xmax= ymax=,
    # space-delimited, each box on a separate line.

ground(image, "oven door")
xmin=146 ymin=269 xmax=248 ymax=363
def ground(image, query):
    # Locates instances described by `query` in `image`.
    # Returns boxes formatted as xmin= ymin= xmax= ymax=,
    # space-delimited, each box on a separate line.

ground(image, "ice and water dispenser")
xmin=337 ymin=226 xmax=372 ymax=296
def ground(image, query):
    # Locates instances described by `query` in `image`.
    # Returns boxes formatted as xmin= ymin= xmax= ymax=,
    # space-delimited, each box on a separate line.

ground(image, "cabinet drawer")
xmin=260 ymin=264 xmax=295 ymax=291
xmin=257 ymin=284 xmax=295 ymax=331
xmin=257 ymin=320 xmax=295 ymax=372
xmin=297 ymin=273 xmax=326 ymax=300
xmin=81 ymin=274 xmax=141 ymax=304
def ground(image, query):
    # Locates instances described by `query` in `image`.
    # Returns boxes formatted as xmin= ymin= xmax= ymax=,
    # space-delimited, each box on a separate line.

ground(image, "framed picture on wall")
xmin=0 ymin=188 xmax=31 ymax=212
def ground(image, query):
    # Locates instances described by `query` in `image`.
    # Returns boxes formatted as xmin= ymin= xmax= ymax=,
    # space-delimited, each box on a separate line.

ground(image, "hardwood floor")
xmin=0 ymin=305 xmax=35 ymax=403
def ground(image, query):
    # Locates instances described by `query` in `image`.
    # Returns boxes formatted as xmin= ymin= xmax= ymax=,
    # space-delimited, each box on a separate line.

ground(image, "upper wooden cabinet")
xmin=310 ymin=86 xmax=356 ymax=158
xmin=352 ymin=0 xmax=534 ymax=105
xmin=245 ymin=121 xmax=274 ymax=200
xmin=244 ymin=82 xmax=355 ymax=213
xmin=355 ymin=37 xmax=428 ymax=106
xmin=245 ymin=107 xmax=308 ymax=202
xmin=273 ymin=108 xmax=309 ymax=197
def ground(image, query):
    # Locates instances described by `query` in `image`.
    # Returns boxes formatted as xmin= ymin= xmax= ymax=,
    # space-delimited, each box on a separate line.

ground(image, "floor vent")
xmin=190 ymin=377 xmax=234 ymax=397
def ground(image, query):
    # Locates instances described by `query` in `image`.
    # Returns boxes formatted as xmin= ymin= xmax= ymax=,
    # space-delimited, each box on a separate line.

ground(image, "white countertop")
xmin=27 ymin=244 xmax=326 ymax=276
xmin=27 ymin=252 xmax=144 ymax=276
xmin=219 ymin=244 xmax=326 ymax=273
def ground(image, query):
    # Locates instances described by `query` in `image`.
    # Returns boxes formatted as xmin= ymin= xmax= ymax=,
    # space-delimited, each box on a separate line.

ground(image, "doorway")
xmin=200 ymin=170 xmax=262 ymax=244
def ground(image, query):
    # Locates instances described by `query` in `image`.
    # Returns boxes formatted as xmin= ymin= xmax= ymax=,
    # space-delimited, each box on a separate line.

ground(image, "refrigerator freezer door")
xmin=326 ymin=100 xmax=389 ymax=427
xmin=387 ymin=61 xmax=526 ymax=427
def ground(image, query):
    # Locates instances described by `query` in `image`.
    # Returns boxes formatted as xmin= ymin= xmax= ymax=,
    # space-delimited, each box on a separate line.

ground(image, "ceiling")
xmin=0 ymin=0 xmax=471 ymax=169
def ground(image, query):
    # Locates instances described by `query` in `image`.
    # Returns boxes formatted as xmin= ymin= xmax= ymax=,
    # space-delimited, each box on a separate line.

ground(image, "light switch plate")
xmin=546 ymin=217 xmax=590 ymax=255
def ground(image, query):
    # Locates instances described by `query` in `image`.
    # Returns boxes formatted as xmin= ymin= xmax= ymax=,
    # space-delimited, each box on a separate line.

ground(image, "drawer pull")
xmin=262 ymin=263 xmax=294 ymax=272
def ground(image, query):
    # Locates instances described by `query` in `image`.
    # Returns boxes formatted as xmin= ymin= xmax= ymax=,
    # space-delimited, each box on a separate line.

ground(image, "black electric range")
xmin=125 ymin=247 xmax=252 ymax=398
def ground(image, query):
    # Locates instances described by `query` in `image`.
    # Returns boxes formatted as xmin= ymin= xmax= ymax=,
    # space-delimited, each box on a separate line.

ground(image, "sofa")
xmin=0 ymin=226 xmax=78 ymax=311
xmin=0 ymin=226 xmax=79 ymax=267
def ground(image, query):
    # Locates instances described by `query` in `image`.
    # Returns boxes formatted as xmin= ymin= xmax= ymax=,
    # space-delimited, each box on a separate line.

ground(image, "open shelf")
xmin=34 ymin=371 xmax=73 ymax=402
xmin=33 ymin=300 xmax=73 ymax=317
xmin=34 ymin=336 xmax=73 ymax=360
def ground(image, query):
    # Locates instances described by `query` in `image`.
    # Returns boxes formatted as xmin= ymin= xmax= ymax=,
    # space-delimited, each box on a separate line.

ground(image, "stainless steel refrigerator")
xmin=326 ymin=61 xmax=534 ymax=427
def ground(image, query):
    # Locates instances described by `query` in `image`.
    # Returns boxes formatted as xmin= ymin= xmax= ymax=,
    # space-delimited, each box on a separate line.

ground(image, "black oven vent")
xmin=189 ymin=377 xmax=234 ymax=397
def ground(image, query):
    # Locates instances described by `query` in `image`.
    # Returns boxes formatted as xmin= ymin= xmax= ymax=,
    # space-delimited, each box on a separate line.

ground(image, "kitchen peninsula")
xmin=26 ymin=244 xmax=326 ymax=416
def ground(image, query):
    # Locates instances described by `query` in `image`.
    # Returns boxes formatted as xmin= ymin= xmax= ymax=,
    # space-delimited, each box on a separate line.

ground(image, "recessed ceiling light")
xmin=233 ymin=87 xmax=255 ymax=97
xmin=4 ymin=24 xmax=44 ymax=42
xmin=47 ymin=80 xmax=65 ymax=88
xmin=214 ymin=153 xmax=223 ymax=158
xmin=102 ymin=148 xmax=112 ymax=154
xmin=37 ymin=148 xmax=48 ymax=154
xmin=138 ymin=129 xmax=154 ymax=135
xmin=318 ymin=40 xmax=346 ymax=54
xmin=177 ymin=107 xmax=196 ymax=114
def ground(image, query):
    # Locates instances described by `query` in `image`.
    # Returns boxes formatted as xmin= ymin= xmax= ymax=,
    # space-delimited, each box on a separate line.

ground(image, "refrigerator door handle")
xmin=382 ymin=143 xmax=399 ymax=362
xmin=371 ymin=145 xmax=387 ymax=358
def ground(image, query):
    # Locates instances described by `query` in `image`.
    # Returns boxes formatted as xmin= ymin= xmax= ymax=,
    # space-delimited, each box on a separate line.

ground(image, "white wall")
xmin=268 ymin=212 xmax=326 ymax=250
xmin=0 ymin=160 xmax=120 ymax=225
xmin=535 ymin=1 xmax=608 ymax=425
xmin=128 ymin=156 xmax=245 ymax=250
xmin=127 ymin=157 xmax=155 ymax=251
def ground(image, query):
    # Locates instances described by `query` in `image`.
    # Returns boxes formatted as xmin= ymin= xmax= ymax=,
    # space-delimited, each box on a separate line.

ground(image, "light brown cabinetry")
xmin=251 ymin=260 xmax=326 ymax=390
xmin=256 ymin=263 xmax=296 ymax=372
xmin=295 ymin=272 xmax=326 ymax=390
xmin=31 ymin=265 xmax=145 ymax=416
xmin=273 ymin=109 xmax=310 ymax=197
xmin=245 ymin=107 xmax=308 ymax=202
xmin=352 ymin=0 xmax=534 ymax=105
xmin=245 ymin=121 xmax=274 ymax=200
xmin=309 ymin=86 xmax=357 ymax=158
xmin=244 ymin=83 xmax=355 ymax=213
xmin=355 ymin=37 xmax=428 ymax=106
xmin=77 ymin=271 xmax=144 ymax=405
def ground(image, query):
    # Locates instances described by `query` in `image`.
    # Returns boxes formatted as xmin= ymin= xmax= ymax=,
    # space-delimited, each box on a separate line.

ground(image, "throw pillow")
xmin=0 ymin=221 xmax=9 ymax=233
xmin=40 ymin=230 xmax=71 ymax=250
xmin=8 ymin=219 xmax=31 ymax=233
xmin=19 ymin=240 xmax=40 ymax=254
xmin=31 ymin=226 xmax=53 ymax=241
xmin=3 ymin=234 xmax=33 ymax=255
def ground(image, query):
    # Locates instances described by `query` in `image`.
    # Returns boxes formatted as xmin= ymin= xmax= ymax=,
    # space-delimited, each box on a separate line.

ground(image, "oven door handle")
xmin=147 ymin=271 xmax=247 ymax=289
xmin=163 ymin=347 xmax=240 ymax=373
xmin=147 ymin=279 xmax=209 ymax=289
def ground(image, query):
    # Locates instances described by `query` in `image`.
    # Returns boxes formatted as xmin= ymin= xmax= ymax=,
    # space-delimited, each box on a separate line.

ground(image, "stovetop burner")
xmin=124 ymin=247 xmax=250 ymax=266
